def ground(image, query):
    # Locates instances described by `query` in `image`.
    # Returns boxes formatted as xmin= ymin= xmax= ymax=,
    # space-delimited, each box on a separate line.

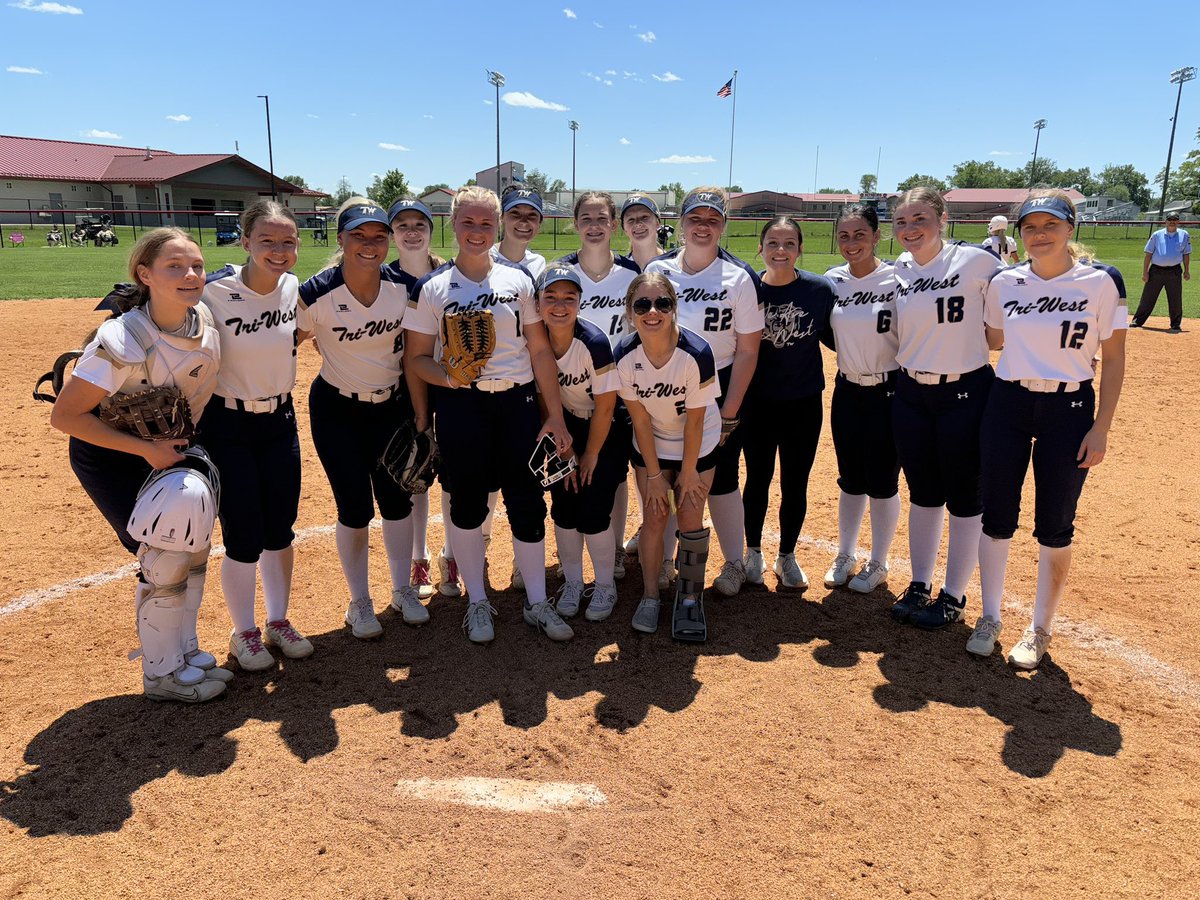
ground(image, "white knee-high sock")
xmin=586 ymin=529 xmax=617 ymax=587
xmin=869 ymin=494 xmax=901 ymax=564
xmin=440 ymin=491 xmax=455 ymax=559
xmin=221 ymin=557 xmax=258 ymax=632
xmin=555 ymin=525 xmax=585 ymax=583
xmin=335 ymin=523 xmax=370 ymax=600
xmin=446 ymin=521 xmax=486 ymax=601
xmin=944 ymin=513 xmax=983 ymax=600
xmin=610 ymin=484 xmax=629 ymax=551
xmin=838 ymin=491 xmax=868 ymax=556
xmin=512 ymin=538 xmax=547 ymax=605
xmin=707 ymin=491 xmax=744 ymax=564
xmin=1032 ymin=544 xmax=1072 ymax=634
xmin=908 ymin=503 xmax=945 ymax=587
xmin=977 ymin=535 xmax=1012 ymax=622
xmin=260 ymin=546 xmax=294 ymax=622
xmin=382 ymin=516 xmax=414 ymax=590
xmin=482 ymin=491 xmax=500 ymax=539
xmin=411 ymin=493 xmax=430 ymax=560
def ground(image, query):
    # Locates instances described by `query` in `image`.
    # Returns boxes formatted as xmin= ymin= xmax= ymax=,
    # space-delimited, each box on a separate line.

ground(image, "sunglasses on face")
xmin=632 ymin=296 xmax=675 ymax=316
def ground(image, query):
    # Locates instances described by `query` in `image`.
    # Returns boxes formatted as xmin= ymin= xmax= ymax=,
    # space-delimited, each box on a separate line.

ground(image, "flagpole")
xmin=726 ymin=70 xmax=738 ymax=192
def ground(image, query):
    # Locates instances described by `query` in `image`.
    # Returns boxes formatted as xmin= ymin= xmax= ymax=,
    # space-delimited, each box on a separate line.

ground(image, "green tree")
xmin=420 ymin=182 xmax=450 ymax=196
xmin=859 ymin=174 xmax=878 ymax=194
xmin=524 ymin=168 xmax=552 ymax=194
xmin=1054 ymin=167 xmax=1099 ymax=195
xmin=282 ymin=174 xmax=310 ymax=190
xmin=1157 ymin=151 xmax=1200 ymax=202
xmin=465 ymin=178 xmax=477 ymax=187
xmin=658 ymin=181 xmax=685 ymax=206
xmin=548 ymin=178 xmax=566 ymax=194
xmin=896 ymin=174 xmax=948 ymax=193
xmin=729 ymin=184 xmax=743 ymax=193
xmin=330 ymin=177 xmax=356 ymax=206
xmin=818 ymin=187 xmax=851 ymax=194
xmin=1098 ymin=164 xmax=1151 ymax=209
xmin=366 ymin=169 xmax=411 ymax=210
xmin=949 ymin=160 xmax=1021 ymax=189
xmin=1021 ymin=156 xmax=1061 ymax=187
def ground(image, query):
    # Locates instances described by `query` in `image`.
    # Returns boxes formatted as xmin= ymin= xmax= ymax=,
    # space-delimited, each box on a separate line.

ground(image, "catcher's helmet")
xmin=528 ymin=434 xmax=576 ymax=489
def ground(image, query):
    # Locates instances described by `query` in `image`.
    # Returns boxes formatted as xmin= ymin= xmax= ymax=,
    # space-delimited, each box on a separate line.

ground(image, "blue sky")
xmin=4 ymin=0 xmax=1197 ymax=197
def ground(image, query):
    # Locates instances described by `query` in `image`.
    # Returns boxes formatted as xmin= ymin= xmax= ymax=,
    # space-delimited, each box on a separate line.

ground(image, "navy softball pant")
xmin=550 ymin=409 xmax=630 ymax=535
xmin=893 ymin=365 xmax=994 ymax=517
xmin=711 ymin=365 xmax=743 ymax=496
xmin=981 ymin=378 xmax=1095 ymax=548
xmin=197 ymin=397 xmax=301 ymax=564
xmin=831 ymin=373 xmax=900 ymax=499
xmin=433 ymin=381 xmax=547 ymax=543
xmin=69 ymin=436 xmax=152 ymax=554
xmin=741 ymin=392 xmax=823 ymax=554
xmin=308 ymin=375 xmax=413 ymax=529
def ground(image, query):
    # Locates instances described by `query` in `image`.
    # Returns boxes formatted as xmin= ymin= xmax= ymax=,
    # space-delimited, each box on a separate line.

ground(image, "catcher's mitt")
xmin=380 ymin=419 xmax=440 ymax=494
xmin=441 ymin=309 xmax=496 ymax=386
xmin=97 ymin=386 xmax=195 ymax=442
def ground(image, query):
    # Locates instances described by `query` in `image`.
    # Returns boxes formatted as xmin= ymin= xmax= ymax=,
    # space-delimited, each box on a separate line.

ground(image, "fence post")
xmin=27 ymin=198 xmax=33 ymax=229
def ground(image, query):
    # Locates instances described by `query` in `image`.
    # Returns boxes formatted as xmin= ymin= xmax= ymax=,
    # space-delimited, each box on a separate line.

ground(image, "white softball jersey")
xmin=202 ymin=264 xmax=298 ymax=400
xmin=614 ymin=326 xmax=721 ymax=462
xmin=73 ymin=304 xmax=220 ymax=419
xmin=406 ymin=259 xmax=541 ymax=385
xmin=490 ymin=244 xmax=546 ymax=281
xmin=557 ymin=251 xmax=641 ymax=344
xmin=985 ymin=261 xmax=1128 ymax=384
xmin=297 ymin=265 xmax=414 ymax=396
xmin=554 ymin=318 xmax=621 ymax=418
xmin=645 ymin=247 xmax=764 ymax=370
xmin=826 ymin=260 xmax=900 ymax=378
xmin=981 ymin=235 xmax=1018 ymax=265
xmin=893 ymin=241 xmax=1001 ymax=375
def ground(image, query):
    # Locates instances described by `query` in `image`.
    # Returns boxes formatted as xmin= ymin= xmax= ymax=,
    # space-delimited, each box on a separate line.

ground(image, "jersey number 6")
xmin=876 ymin=309 xmax=893 ymax=334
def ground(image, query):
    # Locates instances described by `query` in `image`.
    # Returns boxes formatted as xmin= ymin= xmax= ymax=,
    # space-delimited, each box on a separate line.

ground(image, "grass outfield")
xmin=2 ymin=219 xmax=1196 ymax=315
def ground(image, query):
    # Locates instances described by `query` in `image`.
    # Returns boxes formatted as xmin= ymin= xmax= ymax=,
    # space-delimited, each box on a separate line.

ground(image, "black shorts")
xmin=549 ymin=410 xmax=630 ymax=534
xmin=831 ymin=372 xmax=900 ymax=499
xmin=630 ymin=446 xmax=719 ymax=473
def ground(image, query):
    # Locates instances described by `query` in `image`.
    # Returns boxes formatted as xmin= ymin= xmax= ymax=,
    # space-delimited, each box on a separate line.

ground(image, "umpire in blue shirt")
xmin=1132 ymin=212 xmax=1191 ymax=332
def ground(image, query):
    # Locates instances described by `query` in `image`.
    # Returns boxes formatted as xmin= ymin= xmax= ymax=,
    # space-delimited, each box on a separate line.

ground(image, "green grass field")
xmin=2 ymin=219 xmax=1196 ymax=316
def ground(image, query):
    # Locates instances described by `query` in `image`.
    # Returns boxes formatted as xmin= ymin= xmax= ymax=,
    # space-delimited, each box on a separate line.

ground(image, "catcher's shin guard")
xmin=672 ymin=527 xmax=710 ymax=642
xmin=134 ymin=549 xmax=201 ymax=682
xmin=181 ymin=552 xmax=217 ymax=669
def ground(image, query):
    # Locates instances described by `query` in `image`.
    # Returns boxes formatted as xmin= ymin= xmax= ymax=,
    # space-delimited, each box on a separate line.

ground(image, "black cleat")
xmin=911 ymin=589 xmax=967 ymax=630
xmin=890 ymin=581 xmax=932 ymax=623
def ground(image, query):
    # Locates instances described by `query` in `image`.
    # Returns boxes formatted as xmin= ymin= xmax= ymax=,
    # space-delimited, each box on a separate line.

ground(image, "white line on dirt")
xmin=394 ymin=777 xmax=607 ymax=812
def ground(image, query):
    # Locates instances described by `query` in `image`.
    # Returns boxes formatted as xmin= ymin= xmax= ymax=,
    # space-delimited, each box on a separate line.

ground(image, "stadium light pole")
xmin=487 ymin=70 xmax=505 ymax=195
xmin=1028 ymin=119 xmax=1047 ymax=188
xmin=1158 ymin=66 xmax=1196 ymax=222
xmin=569 ymin=120 xmax=579 ymax=211
xmin=257 ymin=94 xmax=277 ymax=201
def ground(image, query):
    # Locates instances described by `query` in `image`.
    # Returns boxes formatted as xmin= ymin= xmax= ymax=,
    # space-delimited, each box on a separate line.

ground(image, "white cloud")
xmin=619 ymin=137 xmax=631 ymax=145
xmin=593 ymin=21 xmax=603 ymax=28
xmin=603 ymin=79 xmax=613 ymax=86
xmin=483 ymin=99 xmax=493 ymax=105
xmin=81 ymin=129 xmax=121 ymax=139
xmin=6 ymin=65 xmax=43 ymax=74
xmin=638 ymin=31 xmax=656 ymax=43
xmin=989 ymin=150 xmax=1016 ymax=156
xmin=306 ymin=113 xmax=319 ymax=119
xmin=652 ymin=71 xmax=682 ymax=82
xmin=8 ymin=0 xmax=82 ymax=13
xmin=165 ymin=114 xmax=190 ymax=122
xmin=650 ymin=154 xmax=715 ymax=164
xmin=422 ymin=114 xmax=434 ymax=119
xmin=378 ymin=142 xmax=411 ymax=151
xmin=604 ymin=69 xmax=617 ymax=75
xmin=562 ymin=6 xmax=575 ymax=17
xmin=623 ymin=70 xmax=636 ymax=78
xmin=502 ymin=90 xmax=569 ymax=112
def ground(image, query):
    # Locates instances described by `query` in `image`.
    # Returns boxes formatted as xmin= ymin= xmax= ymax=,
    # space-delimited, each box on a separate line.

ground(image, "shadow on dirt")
xmin=0 ymin=570 xmax=1121 ymax=835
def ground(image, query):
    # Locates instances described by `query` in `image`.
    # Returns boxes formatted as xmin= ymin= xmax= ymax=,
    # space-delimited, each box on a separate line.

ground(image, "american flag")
xmin=717 ymin=78 xmax=733 ymax=98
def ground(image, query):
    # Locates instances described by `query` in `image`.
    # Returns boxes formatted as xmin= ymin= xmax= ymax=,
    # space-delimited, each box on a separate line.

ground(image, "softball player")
xmin=537 ymin=263 xmax=628 ymax=621
xmin=616 ymin=272 xmax=721 ymax=640
xmin=982 ymin=216 xmax=1019 ymax=265
xmin=620 ymin=194 xmax=665 ymax=272
xmin=201 ymin=200 xmax=311 ymax=672
xmin=403 ymin=185 xmax=573 ymax=645
xmin=823 ymin=204 xmax=902 ymax=594
xmin=742 ymin=217 xmax=835 ymax=590
xmin=297 ymin=198 xmax=428 ymax=640
xmin=50 ymin=228 xmax=231 ymax=702
xmin=970 ymin=191 xmax=1127 ymax=668
xmin=492 ymin=186 xmax=547 ymax=280
xmin=645 ymin=187 xmax=763 ymax=597
xmin=557 ymin=191 xmax=641 ymax=578
xmin=386 ymin=197 xmax=446 ymax=601
xmin=889 ymin=187 xmax=1003 ymax=629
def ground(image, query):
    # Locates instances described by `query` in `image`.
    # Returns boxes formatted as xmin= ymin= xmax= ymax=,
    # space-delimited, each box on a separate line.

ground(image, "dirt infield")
xmin=1 ymin=299 xmax=1197 ymax=899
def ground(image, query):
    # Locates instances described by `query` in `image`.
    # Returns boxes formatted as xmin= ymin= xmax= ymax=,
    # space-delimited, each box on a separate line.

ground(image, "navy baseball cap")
xmin=681 ymin=190 xmax=726 ymax=217
xmin=502 ymin=187 xmax=543 ymax=216
xmin=621 ymin=194 xmax=660 ymax=220
xmin=1015 ymin=195 xmax=1075 ymax=227
xmin=387 ymin=198 xmax=434 ymax=228
xmin=1166 ymin=211 xmax=1181 ymax=221
xmin=337 ymin=203 xmax=391 ymax=233
xmin=537 ymin=264 xmax=582 ymax=292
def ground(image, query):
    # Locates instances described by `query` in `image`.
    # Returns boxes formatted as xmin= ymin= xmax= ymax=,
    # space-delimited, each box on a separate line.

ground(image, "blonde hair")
xmin=624 ymin=271 xmax=678 ymax=329
xmin=1015 ymin=189 xmax=1093 ymax=262
xmin=321 ymin=196 xmax=382 ymax=271
xmin=451 ymin=185 xmax=501 ymax=224
xmin=126 ymin=227 xmax=201 ymax=309
xmin=241 ymin=198 xmax=296 ymax=238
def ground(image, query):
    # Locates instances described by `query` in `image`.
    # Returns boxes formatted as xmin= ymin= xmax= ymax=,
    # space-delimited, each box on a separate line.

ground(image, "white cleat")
xmin=824 ymin=553 xmax=857 ymax=588
xmin=345 ymin=596 xmax=383 ymax=640
xmin=391 ymin=585 xmax=430 ymax=625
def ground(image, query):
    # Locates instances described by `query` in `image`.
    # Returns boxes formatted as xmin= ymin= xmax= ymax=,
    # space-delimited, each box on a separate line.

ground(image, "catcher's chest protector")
xmin=99 ymin=308 xmax=219 ymax=401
